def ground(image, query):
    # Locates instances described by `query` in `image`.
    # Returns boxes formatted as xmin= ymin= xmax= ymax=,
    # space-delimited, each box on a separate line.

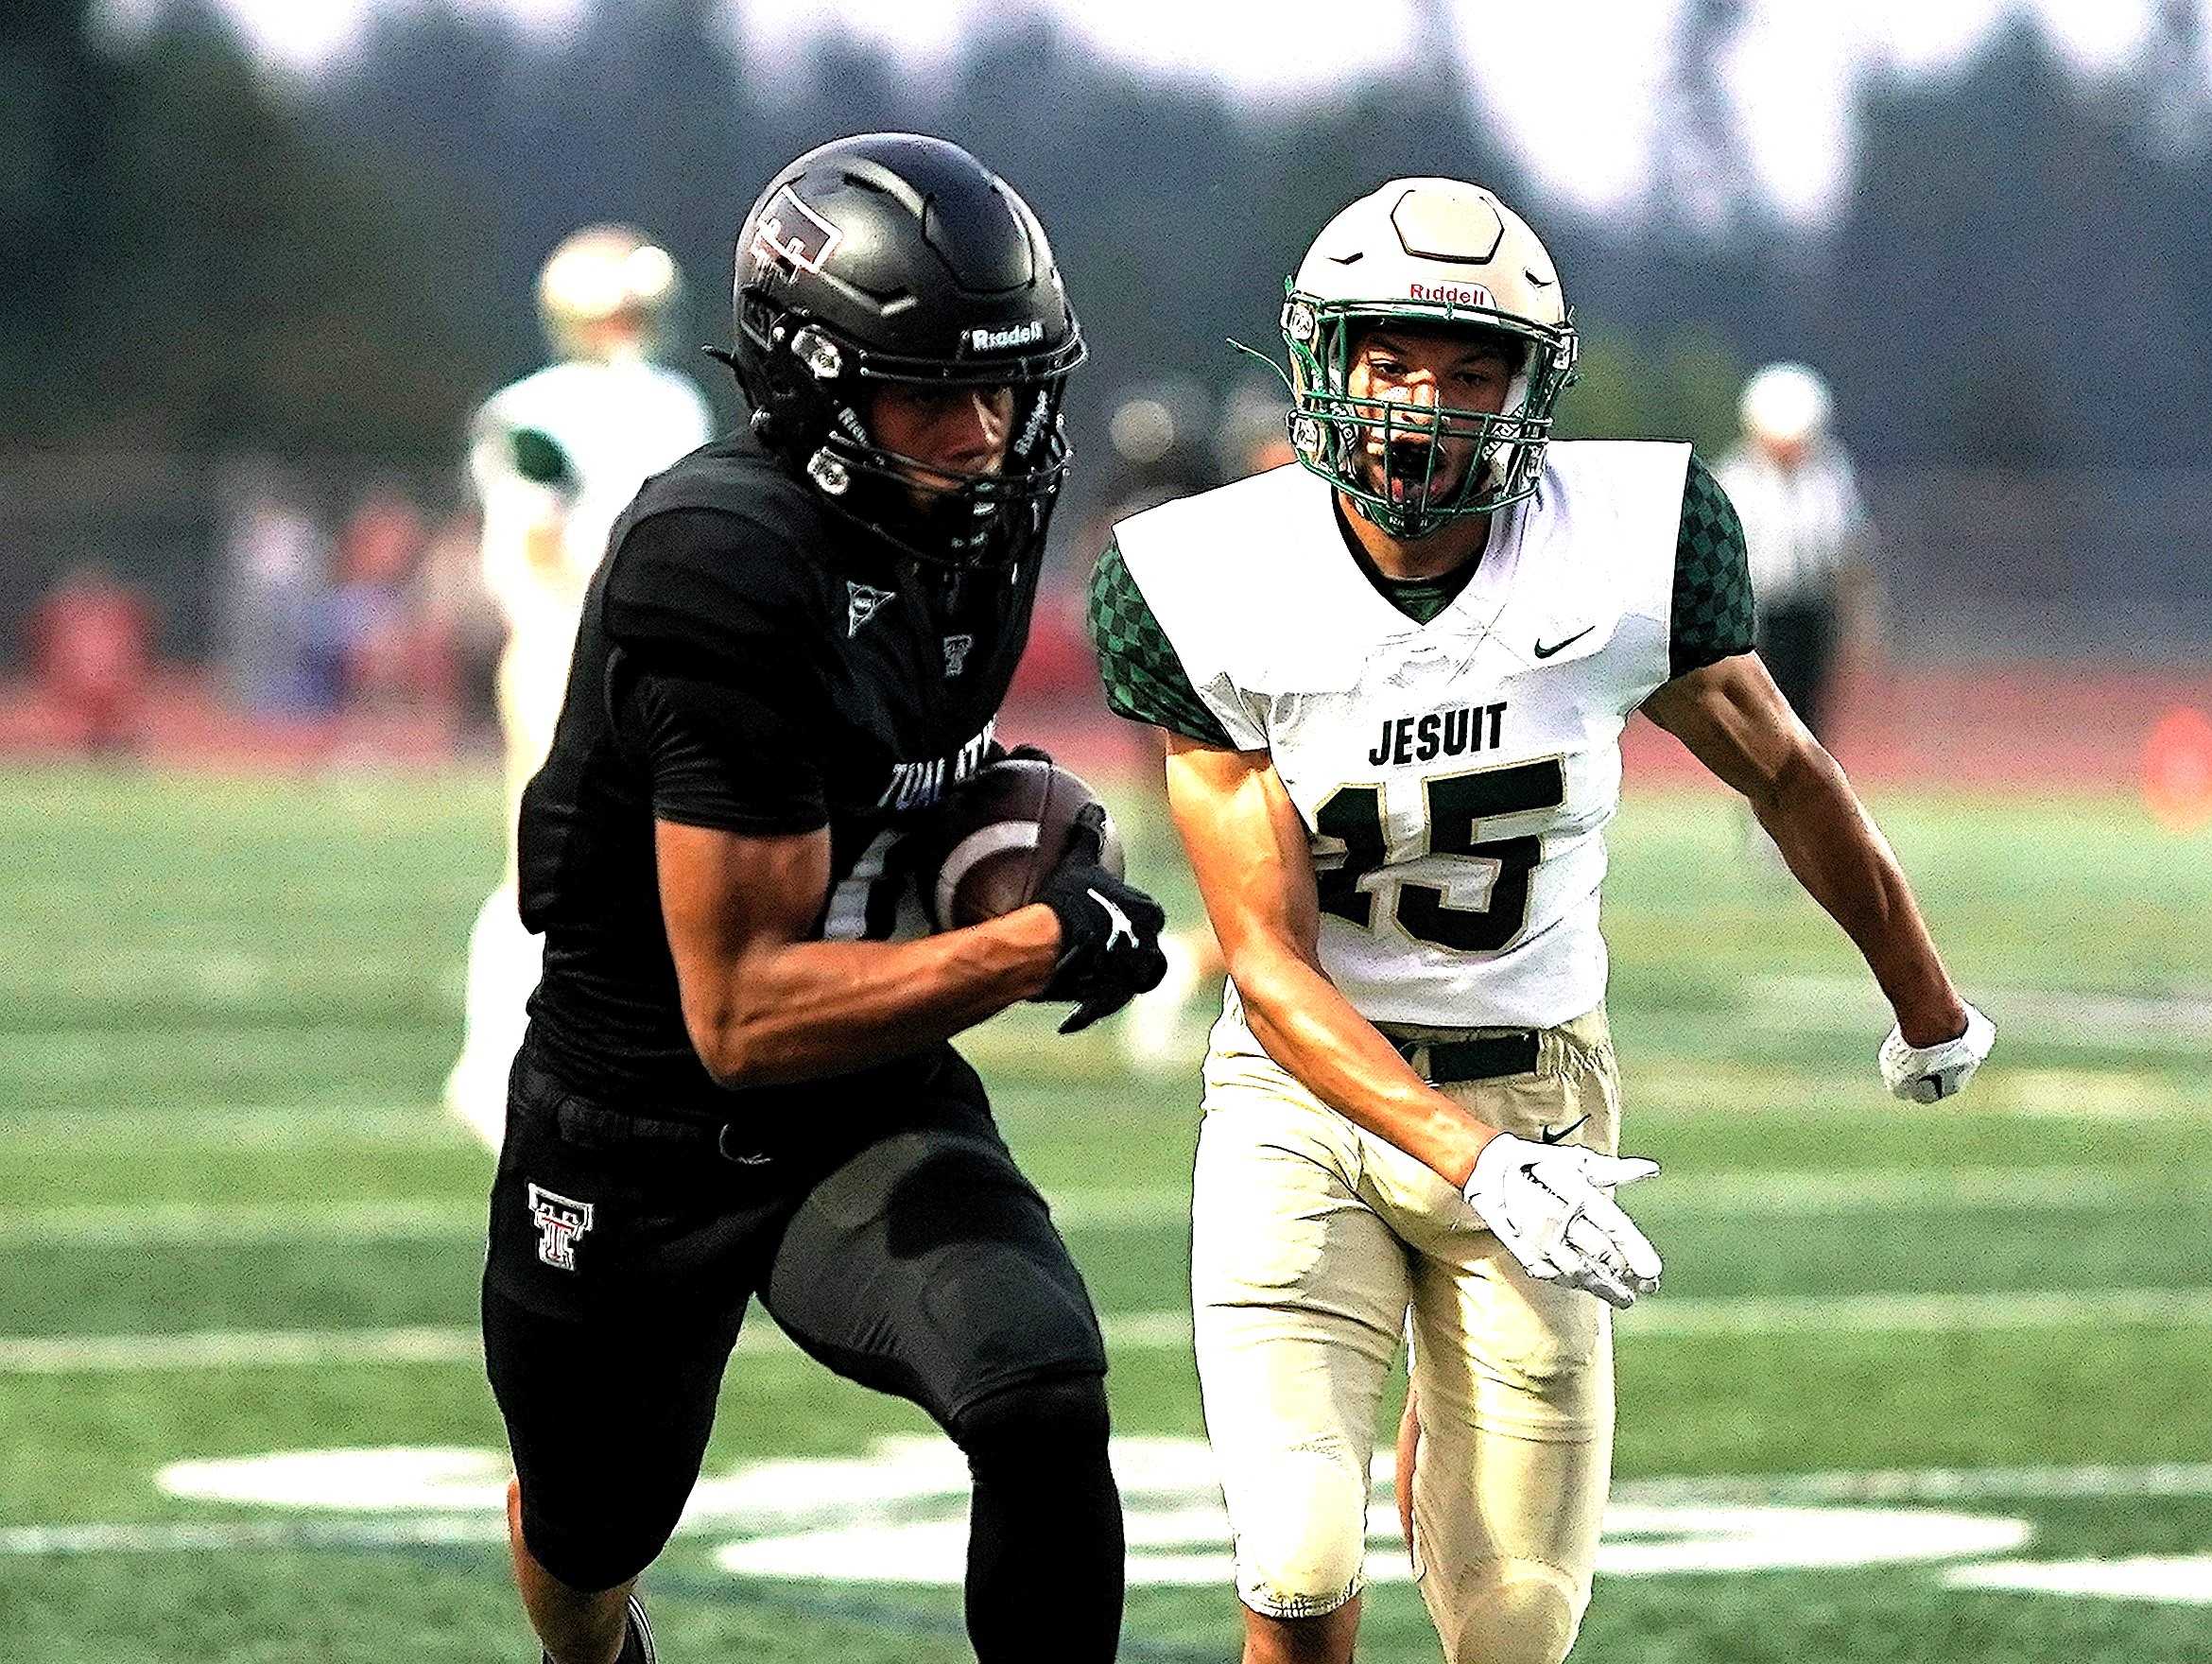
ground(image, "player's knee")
xmin=516 ymin=1491 xmax=678 ymax=1597
xmin=948 ymin=1371 xmax=1111 ymax=1479
xmin=1228 ymin=1437 xmax=1369 ymax=1618
xmin=1435 ymin=1557 xmax=1582 ymax=1664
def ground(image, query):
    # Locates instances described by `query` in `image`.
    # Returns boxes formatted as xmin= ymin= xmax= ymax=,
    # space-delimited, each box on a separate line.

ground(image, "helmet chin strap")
xmin=1477 ymin=367 xmax=1534 ymax=495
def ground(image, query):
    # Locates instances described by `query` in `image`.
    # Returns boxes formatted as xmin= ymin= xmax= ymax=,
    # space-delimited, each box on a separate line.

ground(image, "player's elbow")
xmin=1221 ymin=944 xmax=1322 ymax=1035
xmin=1754 ymin=729 xmax=1844 ymax=823
xmin=680 ymin=994 xmax=777 ymax=1089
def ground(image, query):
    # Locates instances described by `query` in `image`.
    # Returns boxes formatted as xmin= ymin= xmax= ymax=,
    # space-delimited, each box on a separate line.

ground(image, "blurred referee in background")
xmin=1713 ymin=361 xmax=1875 ymax=744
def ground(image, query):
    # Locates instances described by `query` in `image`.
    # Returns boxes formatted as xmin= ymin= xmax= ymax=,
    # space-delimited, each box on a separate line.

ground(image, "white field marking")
xmin=1755 ymin=972 xmax=2212 ymax=1049
xmin=1612 ymin=1463 xmax=2212 ymax=1509
xmin=9 ymin=1286 xmax=2212 ymax=1377
xmin=0 ymin=1029 xmax=456 ymax=1083
xmin=0 ymin=1198 xmax=479 ymax=1246
xmin=6 ymin=1164 xmax=2192 ymax=1249
xmin=0 ymin=1517 xmax=510 ymax=1557
xmin=1627 ymin=1061 xmax=2208 ymax=1121
xmin=1944 ymin=1554 xmax=2212 ymax=1603
xmin=0 ymin=948 xmax=424 ymax=1002
xmin=10 ymin=1452 xmax=2212 ymax=1563
xmin=1617 ymin=1287 xmax=2212 ymax=1340
xmin=0 ymin=1326 xmax=487 ymax=1374
xmin=3 ymin=1105 xmax=461 ymax=1150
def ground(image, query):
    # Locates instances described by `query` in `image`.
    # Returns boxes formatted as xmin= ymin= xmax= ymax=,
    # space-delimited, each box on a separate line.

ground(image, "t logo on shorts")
xmin=527 ymin=1184 xmax=595 ymax=1272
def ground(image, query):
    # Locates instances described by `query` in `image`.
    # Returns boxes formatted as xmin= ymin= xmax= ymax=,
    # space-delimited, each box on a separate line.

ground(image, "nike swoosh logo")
xmin=1532 ymin=626 xmax=1595 ymax=659
xmin=1538 ymin=1114 xmax=1589 ymax=1146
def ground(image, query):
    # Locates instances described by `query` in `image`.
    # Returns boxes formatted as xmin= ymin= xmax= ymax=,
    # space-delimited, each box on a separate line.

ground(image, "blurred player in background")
xmin=1092 ymin=178 xmax=1995 ymax=1664
xmin=444 ymin=225 xmax=715 ymax=1147
xmin=1713 ymin=361 xmax=1875 ymax=743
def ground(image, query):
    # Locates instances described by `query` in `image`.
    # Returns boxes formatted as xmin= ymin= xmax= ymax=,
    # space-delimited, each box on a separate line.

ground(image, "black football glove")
xmin=1034 ymin=803 xmax=1168 ymax=1034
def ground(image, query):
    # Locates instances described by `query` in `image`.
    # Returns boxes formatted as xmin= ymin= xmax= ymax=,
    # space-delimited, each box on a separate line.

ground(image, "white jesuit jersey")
xmin=470 ymin=358 xmax=715 ymax=653
xmin=1112 ymin=442 xmax=1692 ymax=1036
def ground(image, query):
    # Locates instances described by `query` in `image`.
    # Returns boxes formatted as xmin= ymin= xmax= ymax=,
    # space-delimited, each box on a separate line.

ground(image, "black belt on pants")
xmin=511 ymin=1051 xmax=783 ymax=1167
xmin=1387 ymin=1029 xmax=1539 ymax=1084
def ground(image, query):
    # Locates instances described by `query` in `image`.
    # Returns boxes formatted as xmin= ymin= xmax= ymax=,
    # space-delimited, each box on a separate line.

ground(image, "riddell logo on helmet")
xmin=1409 ymin=281 xmax=1495 ymax=307
xmin=966 ymin=320 xmax=1046 ymax=354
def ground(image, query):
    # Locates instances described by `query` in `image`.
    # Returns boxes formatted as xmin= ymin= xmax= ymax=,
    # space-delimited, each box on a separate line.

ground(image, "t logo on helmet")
xmin=751 ymin=186 xmax=844 ymax=278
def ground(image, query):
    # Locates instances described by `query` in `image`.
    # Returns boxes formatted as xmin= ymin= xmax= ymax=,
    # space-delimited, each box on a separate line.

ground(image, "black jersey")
xmin=515 ymin=427 xmax=1037 ymax=1121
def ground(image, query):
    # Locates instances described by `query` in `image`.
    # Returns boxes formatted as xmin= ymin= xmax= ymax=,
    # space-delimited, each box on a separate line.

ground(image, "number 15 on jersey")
xmin=1312 ymin=756 xmax=1567 ymax=955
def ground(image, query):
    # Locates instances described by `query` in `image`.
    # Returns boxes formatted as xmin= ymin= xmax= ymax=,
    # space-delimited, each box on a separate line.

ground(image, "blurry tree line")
xmin=9 ymin=0 xmax=2212 ymax=482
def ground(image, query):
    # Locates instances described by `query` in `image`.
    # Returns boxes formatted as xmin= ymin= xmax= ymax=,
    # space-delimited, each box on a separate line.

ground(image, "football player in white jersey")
xmin=445 ymin=225 xmax=716 ymax=1148
xmin=1089 ymin=180 xmax=1996 ymax=1664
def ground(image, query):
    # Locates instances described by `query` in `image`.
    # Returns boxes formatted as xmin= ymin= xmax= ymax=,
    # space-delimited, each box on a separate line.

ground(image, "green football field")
xmin=4 ymin=764 xmax=2210 ymax=1663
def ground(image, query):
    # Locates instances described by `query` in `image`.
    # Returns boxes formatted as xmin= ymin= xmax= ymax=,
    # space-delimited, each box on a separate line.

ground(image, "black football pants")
xmin=481 ymin=1053 xmax=1122 ymax=1662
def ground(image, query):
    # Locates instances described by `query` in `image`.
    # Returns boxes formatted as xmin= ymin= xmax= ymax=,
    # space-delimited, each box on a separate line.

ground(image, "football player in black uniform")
xmin=481 ymin=134 xmax=1166 ymax=1664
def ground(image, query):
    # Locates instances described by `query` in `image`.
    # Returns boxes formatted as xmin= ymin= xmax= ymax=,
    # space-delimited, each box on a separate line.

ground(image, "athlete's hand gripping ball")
xmin=1462 ymin=1135 xmax=1663 ymax=1309
xmin=1878 ymin=1001 xmax=1996 ymax=1103
xmin=1035 ymin=804 xmax=1168 ymax=1034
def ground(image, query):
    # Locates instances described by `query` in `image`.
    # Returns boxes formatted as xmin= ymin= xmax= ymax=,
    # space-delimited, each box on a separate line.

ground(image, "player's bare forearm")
xmin=1164 ymin=736 xmax=1498 ymax=1186
xmin=1757 ymin=743 xmax=1964 ymax=1044
xmin=1235 ymin=944 xmax=1495 ymax=1186
xmin=656 ymin=818 xmax=1061 ymax=1087
xmin=689 ymin=906 xmax=1061 ymax=1085
xmin=1644 ymin=656 xmax=1966 ymax=1048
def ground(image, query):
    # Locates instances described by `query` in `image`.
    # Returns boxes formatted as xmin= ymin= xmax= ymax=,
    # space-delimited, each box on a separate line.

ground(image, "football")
xmin=922 ymin=758 xmax=1124 ymax=929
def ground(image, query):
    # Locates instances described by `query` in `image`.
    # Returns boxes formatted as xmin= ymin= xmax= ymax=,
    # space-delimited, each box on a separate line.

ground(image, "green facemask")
xmin=1269 ymin=281 xmax=1579 ymax=540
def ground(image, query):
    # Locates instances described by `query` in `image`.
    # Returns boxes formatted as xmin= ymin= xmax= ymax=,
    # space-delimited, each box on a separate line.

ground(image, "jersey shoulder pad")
xmin=602 ymin=448 xmax=832 ymax=680
xmin=1113 ymin=462 xmax=1321 ymax=584
xmin=1086 ymin=538 xmax=1239 ymax=749
xmin=1114 ymin=462 xmax=1349 ymax=674
xmin=1535 ymin=440 xmax=1692 ymax=619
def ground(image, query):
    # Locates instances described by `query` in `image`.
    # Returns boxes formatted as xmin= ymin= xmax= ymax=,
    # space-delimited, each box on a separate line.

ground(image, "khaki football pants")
xmin=1191 ymin=1007 xmax=1620 ymax=1664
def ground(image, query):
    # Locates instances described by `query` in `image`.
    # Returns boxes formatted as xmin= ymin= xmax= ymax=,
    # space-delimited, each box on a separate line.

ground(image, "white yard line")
xmin=3 ymin=1166 xmax=2187 ymax=1247
xmin=1613 ymin=1461 xmax=2212 ymax=1508
xmin=1625 ymin=1286 xmax=2212 ymax=1340
xmin=8 ymin=1287 xmax=2211 ymax=1377
xmin=0 ymin=1198 xmax=485 ymax=1246
xmin=1754 ymin=974 xmax=2212 ymax=1047
xmin=10 ymin=1461 xmax=2212 ymax=1561
xmin=0 ymin=1517 xmax=510 ymax=1556
xmin=2 ymin=1106 xmax=460 ymax=1150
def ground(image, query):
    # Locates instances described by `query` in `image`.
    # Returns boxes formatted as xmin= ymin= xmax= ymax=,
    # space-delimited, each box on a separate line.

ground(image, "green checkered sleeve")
xmin=1086 ymin=538 xmax=1237 ymax=748
xmin=1669 ymin=451 xmax=1757 ymax=679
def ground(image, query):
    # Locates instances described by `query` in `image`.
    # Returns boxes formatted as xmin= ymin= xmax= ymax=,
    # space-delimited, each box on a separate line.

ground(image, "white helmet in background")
xmin=1277 ymin=178 xmax=1579 ymax=536
xmin=535 ymin=224 xmax=683 ymax=364
xmin=1738 ymin=361 xmax=1833 ymax=452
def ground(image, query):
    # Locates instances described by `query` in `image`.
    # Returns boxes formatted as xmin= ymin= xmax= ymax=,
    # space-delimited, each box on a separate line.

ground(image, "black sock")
xmin=618 ymin=1597 xmax=655 ymax=1664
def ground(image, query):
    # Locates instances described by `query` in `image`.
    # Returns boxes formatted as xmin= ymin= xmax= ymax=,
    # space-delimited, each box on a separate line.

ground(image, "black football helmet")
xmin=722 ymin=133 xmax=1085 ymax=569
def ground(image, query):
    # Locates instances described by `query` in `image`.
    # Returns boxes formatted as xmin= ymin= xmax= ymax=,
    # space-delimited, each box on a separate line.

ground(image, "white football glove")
xmin=1878 ymin=1001 xmax=1996 ymax=1103
xmin=1461 ymin=1135 xmax=1663 ymax=1309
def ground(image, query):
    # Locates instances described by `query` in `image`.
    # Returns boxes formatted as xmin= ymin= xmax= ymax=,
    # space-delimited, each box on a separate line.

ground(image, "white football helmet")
xmin=1277 ymin=179 xmax=1579 ymax=536
xmin=535 ymin=224 xmax=683 ymax=364
xmin=1738 ymin=361 xmax=1832 ymax=451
